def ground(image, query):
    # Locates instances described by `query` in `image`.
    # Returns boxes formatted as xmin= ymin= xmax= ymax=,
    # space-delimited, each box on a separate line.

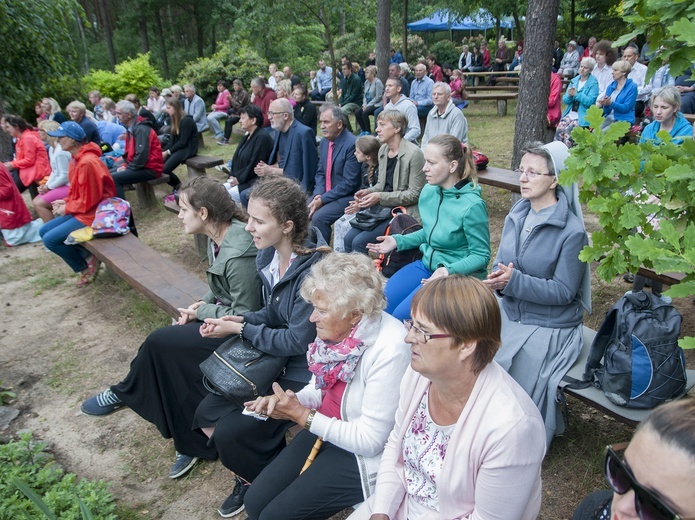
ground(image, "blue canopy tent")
xmin=407 ymin=10 xmax=514 ymax=38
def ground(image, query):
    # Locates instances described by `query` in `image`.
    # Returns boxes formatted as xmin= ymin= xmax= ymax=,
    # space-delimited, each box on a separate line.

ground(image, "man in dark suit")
xmin=308 ymin=105 xmax=361 ymax=242
xmin=254 ymin=98 xmax=317 ymax=193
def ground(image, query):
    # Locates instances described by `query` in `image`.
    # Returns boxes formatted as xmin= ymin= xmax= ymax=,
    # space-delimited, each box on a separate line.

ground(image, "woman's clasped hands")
xmin=199 ymin=315 xmax=244 ymax=338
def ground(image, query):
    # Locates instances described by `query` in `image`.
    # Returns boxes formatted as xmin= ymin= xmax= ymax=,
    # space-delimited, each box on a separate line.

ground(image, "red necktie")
xmin=325 ymin=141 xmax=334 ymax=192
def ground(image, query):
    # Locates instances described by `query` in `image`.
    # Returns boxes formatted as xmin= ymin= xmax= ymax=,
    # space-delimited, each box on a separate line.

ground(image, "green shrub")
xmin=391 ymin=35 xmax=427 ymax=65
xmin=0 ymin=432 xmax=117 ymax=520
xmin=428 ymin=40 xmax=460 ymax=68
xmin=333 ymin=32 xmax=375 ymax=68
xmin=178 ymin=41 xmax=267 ymax=104
xmin=84 ymin=53 xmax=164 ymax=102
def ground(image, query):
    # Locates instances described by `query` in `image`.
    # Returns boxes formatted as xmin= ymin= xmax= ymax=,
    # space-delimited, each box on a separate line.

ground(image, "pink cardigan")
xmin=351 ymin=363 xmax=545 ymax=520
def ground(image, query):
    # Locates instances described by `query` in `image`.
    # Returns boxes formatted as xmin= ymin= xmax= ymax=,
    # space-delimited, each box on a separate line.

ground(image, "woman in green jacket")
xmin=80 ymin=176 xmax=262 ymax=478
xmin=368 ymin=134 xmax=490 ymax=320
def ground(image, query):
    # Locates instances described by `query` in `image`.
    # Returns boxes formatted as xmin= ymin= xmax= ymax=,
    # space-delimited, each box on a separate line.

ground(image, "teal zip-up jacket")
xmin=393 ymin=179 xmax=490 ymax=278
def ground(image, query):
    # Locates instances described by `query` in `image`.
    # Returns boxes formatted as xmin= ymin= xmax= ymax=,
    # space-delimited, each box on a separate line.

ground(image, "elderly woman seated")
xmin=555 ymin=57 xmax=600 ymax=147
xmin=484 ymin=141 xmax=591 ymax=447
xmin=598 ymin=60 xmax=638 ymax=130
xmin=572 ymin=398 xmax=695 ymax=520
xmin=235 ymin=252 xmax=411 ymax=520
xmin=350 ymin=276 xmax=546 ymax=520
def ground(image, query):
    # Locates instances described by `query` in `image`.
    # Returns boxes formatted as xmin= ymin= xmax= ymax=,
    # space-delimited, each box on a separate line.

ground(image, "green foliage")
xmin=178 ymin=41 xmax=267 ymax=104
xmin=84 ymin=54 xmax=164 ymax=103
xmin=563 ymin=106 xmax=695 ymax=348
xmin=428 ymin=40 xmax=460 ymax=67
xmin=0 ymin=0 xmax=83 ymax=116
xmin=333 ymin=32 xmax=376 ymax=68
xmin=0 ymin=381 xmax=15 ymax=406
xmin=615 ymin=0 xmax=695 ymax=79
xmin=0 ymin=433 xmax=117 ymax=519
xmin=393 ymin=35 xmax=428 ymax=63
xmin=271 ymin=24 xmax=326 ymax=77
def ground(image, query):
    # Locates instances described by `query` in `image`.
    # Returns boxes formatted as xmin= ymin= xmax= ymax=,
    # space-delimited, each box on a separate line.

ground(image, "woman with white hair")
xmin=242 ymin=252 xmax=410 ymax=520
xmin=555 ymin=57 xmax=600 ymax=147
xmin=484 ymin=141 xmax=591 ymax=448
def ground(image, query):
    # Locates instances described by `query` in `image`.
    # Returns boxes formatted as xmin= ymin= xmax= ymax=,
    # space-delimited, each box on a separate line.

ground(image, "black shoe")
xmin=218 ymin=477 xmax=249 ymax=517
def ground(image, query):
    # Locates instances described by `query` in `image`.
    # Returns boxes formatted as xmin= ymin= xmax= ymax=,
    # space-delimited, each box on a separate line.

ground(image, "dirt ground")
xmin=1 ymin=176 xmax=693 ymax=519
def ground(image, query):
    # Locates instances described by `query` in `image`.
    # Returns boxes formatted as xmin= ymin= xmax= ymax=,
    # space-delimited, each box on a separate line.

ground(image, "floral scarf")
xmin=307 ymin=324 xmax=368 ymax=390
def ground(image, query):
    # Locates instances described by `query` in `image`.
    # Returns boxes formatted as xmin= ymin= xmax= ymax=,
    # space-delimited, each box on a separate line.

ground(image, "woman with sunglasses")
xmin=349 ymin=276 xmax=545 ymax=520
xmin=483 ymin=141 xmax=591 ymax=449
xmin=573 ymin=398 xmax=695 ymax=520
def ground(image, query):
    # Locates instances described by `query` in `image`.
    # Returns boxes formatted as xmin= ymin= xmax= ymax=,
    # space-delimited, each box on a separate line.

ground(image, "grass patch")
xmin=47 ymin=341 xmax=83 ymax=394
xmin=87 ymin=277 xmax=171 ymax=335
xmin=32 ymin=273 xmax=66 ymax=296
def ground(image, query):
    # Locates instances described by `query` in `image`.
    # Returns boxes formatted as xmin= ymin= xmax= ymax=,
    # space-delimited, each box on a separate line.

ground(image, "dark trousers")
xmin=310 ymin=89 xmax=327 ymax=101
xmin=9 ymin=168 xmax=27 ymax=193
xmin=343 ymin=219 xmax=390 ymax=254
xmin=311 ymin=196 xmax=352 ymax=243
xmin=635 ymin=100 xmax=646 ymax=119
xmin=111 ymin=322 xmax=224 ymax=460
xmin=355 ymin=105 xmax=378 ymax=133
xmin=244 ymin=430 xmax=363 ymax=520
xmin=224 ymin=114 xmax=241 ymax=140
xmin=111 ymin=168 xmax=159 ymax=199
xmin=204 ymin=378 xmax=307 ymax=482
xmin=163 ymin=150 xmax=193 ymax=188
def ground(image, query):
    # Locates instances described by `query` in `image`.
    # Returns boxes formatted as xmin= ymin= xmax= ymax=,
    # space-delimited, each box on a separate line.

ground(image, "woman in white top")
xmin=241 ymin=253 xmax=410 ymax=520
xmin=32 ymin=120 xmax=71 ymax=222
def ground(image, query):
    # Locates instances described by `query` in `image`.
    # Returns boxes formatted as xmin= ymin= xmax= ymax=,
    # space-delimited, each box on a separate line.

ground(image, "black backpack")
xmin=375 ymin=207 xmax=423 ymax=278
xmin=583 ymin=291 xmax=686 ymax=409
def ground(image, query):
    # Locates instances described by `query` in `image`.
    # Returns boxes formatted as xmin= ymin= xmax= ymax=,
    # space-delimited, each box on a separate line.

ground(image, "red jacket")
xmin=252 ymin=88 xmax=278 ymax=127
xmin=125 ymin=118 xmax=164 ymax=175
xmin=0 ymin=163 xmax=31 ymax=230
xmin=548 ymin=73 xmax=563 ymax=126
xmin=66 ymin=142 xmax=117 ymax=225
xmin=11 ymin=130 xmax=51 ymax=186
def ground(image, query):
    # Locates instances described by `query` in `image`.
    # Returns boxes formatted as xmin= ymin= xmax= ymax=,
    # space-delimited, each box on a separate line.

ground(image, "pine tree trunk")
xmin=512 ymin=0 xmax=560 ymax=168
xmin=376 ymin=0 xmax=391 ymax=85
xmin=402 ymin=0 xmax=408 ymax=61
xmin=97 ymin=0 xmax=116 ymax=70
xmin=138 ymin=4 xmax=149 ymax=53
xmin=155 ymin=11 xmax=169 ymax=78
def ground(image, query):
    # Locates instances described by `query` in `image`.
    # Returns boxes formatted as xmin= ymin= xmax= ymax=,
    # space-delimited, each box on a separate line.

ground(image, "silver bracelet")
xmin=239 ymin=321 xmax=246 ymax=339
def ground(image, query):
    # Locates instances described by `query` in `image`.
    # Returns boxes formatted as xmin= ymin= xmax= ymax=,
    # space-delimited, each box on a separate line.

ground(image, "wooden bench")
xmin=684 ymin=113 xmax=695 ymax=124
xmin=477 ymin=166 xmax=520 ymax=193
xmin=164 ymin=199 xmax=208 ymax=259
xmin=559 ymin=326 xmax=695 ymax=427
xmin=185 ymin=155 xmax=223 ymax=179
xmin=135 ymin=174 xmax=170 ymax=210
xmin=83 ymin=233 xmax=208 ymax=319
xmin=465 ymin=92 xmax=518 ymax=116
xmin=466 ymin=85 xmax=519 ymax=92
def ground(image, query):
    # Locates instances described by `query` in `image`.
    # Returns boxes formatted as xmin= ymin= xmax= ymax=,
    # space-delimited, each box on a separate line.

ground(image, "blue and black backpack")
xmin=583 ymin=290 xmax=687 ymax=409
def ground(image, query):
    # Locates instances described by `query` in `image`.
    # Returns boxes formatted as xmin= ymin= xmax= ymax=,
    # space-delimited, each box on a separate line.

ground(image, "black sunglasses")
xmin=604 ymin=444 xmax=683 ymax=520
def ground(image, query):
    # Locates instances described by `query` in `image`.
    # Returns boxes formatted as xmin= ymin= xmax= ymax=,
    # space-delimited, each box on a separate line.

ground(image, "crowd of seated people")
xmin=2 ymin=43 xmax=694 ymax=520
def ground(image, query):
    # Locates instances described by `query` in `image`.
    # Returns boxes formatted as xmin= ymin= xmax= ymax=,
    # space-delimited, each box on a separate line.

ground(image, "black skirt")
xmin=111 ymin=321 xmax=226 ymax=460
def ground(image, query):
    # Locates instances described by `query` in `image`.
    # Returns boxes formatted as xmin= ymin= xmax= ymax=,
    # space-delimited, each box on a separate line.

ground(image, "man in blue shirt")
xmin=390 ymin=48 xmax=404 ymax=64
xmin=410 ymin=63 xmax=434 ymax=118
xmin=311 ymin=60 xmax=333 ymax=101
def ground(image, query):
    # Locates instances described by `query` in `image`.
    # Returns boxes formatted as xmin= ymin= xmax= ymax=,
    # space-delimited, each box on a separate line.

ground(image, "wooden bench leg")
xmin=497 ymin=99 xmax=508 ymax=116
xmin=194 ymin=233 xmax=207 ymax=259
xmin=135 ymin=183 xmax=157 ymax=209
xmin=186 ymin=165 xmax=206 ymax=179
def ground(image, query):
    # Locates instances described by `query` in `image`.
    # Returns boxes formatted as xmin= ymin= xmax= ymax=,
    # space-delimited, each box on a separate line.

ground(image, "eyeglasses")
xmin=514 ymin=168 xmax=554 ymax=180
xmin=267 ymin=111 xmax=288 ymax=117
xmin=403 ymin=319 xmax=451 ymax=344
xmin=604 ymin=444 xmax=683 ymax=520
